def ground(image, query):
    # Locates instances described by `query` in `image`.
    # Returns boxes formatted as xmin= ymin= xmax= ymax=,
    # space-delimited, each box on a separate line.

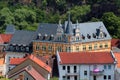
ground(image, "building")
xmin=7 ymin=30 xmax=37 ymax=53
xmin=114 ymin=53 xmax=120 ymax=80
xmin=0 ymin=34 xmax=13 ymax=52
xmin=33 ymin=14 xmax=111 ymax=56
xmin=5 ymin=52 xmax=27 ymax=75
xmin=57 ymin=51 xmax=116 ymax=80
xmin=111 ymin=39 xmax=120 ymax=52
xmin=0 ymin=52 xmax=6 ymax=76
xmin=7 ymin=54 xmax=51 ymax=80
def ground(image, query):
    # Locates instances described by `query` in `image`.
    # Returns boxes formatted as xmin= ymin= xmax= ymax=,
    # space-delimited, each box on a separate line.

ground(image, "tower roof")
xmin=65 ymin=13 xmax=73 ymax=35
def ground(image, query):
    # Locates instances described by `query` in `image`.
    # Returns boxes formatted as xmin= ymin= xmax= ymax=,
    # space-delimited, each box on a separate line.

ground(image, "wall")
xmin=33 ymin=40 xmax=111 ymax=55
xmin=5 ymin=52 xmax=25 ymax=75
xmin=58 ymin=64 xmax=115 ymax=80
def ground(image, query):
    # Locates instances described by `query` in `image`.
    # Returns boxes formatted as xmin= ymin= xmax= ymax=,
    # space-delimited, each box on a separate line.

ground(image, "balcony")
xmin=90 ymin=70 xmax=104 ymax=76
xmin=65 ymin=72 xmax=79 ymax=76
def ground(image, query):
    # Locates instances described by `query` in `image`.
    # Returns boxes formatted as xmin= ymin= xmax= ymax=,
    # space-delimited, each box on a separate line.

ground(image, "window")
xmin=104 ymin=43 xmax=108 ymax=48
xmin=84 ymin=71 xmax=87 ymax=76
xmin=88 ymin=45 xmax=92 ymax=50
xmin=66 ymin=47 xmax=71 ymax=52
xmin=42 ymin=45 xmax=46 ymax=51
xmin=83 ymin=45 xmax=86 ymax=51
xmin=67 ymin=76 xmax=70 ymax=80
xmin=99 ymin=44 xmax=103 ymax=48
xmin=76 ymin=46 xmax=79 ymax=52
xmin=36 ymin=45 xmax=40 ymax=50
xmin=76 ymin=37 xmax=79 ymax=41
xmin=16 ymin=46 xmax=19 ymax=51
xmin=58 ymin=36 xmax=62 ymax=41
xmin=104 ymin=75 xmax=106 ymax=79
xmin=57 ymin=46 xmax=62 ymax=52
xmin=108 ymin=75 xmax=111 ymax=79
xmin=63 ymin=66 xmax=65 ymax=70
xmin=21 ymin=46 xmax=25 ymax=51
xmin=108 ymin=65 xmax=111 ymax=69
xmin=67 ymin=66 xmax=70 ymax=73
xmin=104 ymin=65 xmax=107 ymax=69
xmin=94 ymin=44 xmax=97 ymax=50
xmin=63 ymin=76 xmax=66 ymax=80
xmin=48 ymin=45 xmax=52 ymax=51
xmin=26 ymin=78 xmax=28 ymax=80
xmin=74 ymin=76 xmax=77 ymax=80
xmin=26 ymin=47 xmax=29 ymax=51
xmin=74 ymin=66 xmax=77 ymax=73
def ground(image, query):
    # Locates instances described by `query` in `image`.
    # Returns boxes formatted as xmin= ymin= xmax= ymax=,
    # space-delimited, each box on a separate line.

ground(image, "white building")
xmin=5 ymin=52 xmax=27 ymax=75
xmin=57 ymin=51 xmax=116 ymax=80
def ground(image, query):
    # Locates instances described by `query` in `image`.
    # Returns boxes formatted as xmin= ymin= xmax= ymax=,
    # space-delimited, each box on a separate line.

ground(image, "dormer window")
xmin=21 ymin=46 xmax=25 ymax=51
xmin=26 ymin=47 xmax=29 ymax=52
xmin=87 ymin=34 xmax=91 ymax=39
xmin=49 ymin=34 xmax=54 ymax=40
xmin=92 ymin=33 xmax=96 ymax=38
xmin=104 ymin=32 xmax=107 ymax=37
xmin=16 ymin=46 xmax=19 ymax=51
xmin=82 ymin=34 xmax=85 ymax=40
xmin=43 ymin=34 xmax=48 ymax=40
xmin=37 ymin=33 xmax=41 ymax=39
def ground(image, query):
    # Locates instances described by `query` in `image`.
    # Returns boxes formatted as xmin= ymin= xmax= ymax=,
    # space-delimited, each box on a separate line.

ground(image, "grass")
xmin=50 ymin=77 xmax=58 ymax=80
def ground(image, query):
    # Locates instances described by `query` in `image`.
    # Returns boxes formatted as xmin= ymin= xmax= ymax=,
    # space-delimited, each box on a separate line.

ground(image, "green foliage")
xmin=68 ymin=5 xmax=91 ymax=22
xmin=50 ymin=77 xmax=58 ymax=80
xmin=101 ymin=12 xmax=120 ymax=38
xmin=0 ymin=0 xmax=119 ymax=38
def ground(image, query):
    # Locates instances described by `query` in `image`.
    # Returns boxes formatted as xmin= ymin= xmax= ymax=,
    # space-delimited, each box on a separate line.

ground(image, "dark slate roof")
xmin=37 ymin=23 xmax=58 ymax=36
xmin=5 ymin=25 xmax=15 ymax=34
xmin=9 ymin=30 xmax=37 ymax=45
xmin=65 ymin=14 xmax=73 ymax=35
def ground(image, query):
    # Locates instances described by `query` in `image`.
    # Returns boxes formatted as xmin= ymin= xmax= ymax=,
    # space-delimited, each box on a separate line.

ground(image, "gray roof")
xmin=37 ymin=23 xmax=58 ymax=36
xmin=36 ymin=21 xmax=111 ymax=43
xmin=72 ymin=21 xmax=111 ymax=42
xmin=5 ymin=25 xmax=15 ymax=34
xmin=9 ymin=30 xmax=37 ymax=45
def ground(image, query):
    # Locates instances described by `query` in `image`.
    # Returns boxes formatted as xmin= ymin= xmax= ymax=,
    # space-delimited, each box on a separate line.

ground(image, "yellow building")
xmin=33 ymin=15 xmax=111 ymax=56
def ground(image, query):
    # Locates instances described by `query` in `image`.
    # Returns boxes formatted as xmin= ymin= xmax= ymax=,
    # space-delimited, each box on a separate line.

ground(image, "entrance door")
xmin=93 ymin=76 xmax=96 ymax=80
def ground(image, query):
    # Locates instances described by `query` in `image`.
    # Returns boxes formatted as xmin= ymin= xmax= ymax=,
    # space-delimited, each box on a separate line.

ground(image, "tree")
xmin=67 ymin=5 xmax=91 ymax=22
xmin=14 ymin=7 xmax=36 ymax=30
xmin=0 ymin=7 xmax=14 ymax=32
xmin=101 ymin=12 xmax=120 ymax=38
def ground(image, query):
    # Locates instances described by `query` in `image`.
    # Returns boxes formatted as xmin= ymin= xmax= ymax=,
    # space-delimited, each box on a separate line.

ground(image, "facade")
xmin=7 ymin=55 xmax=51 ymax=80
xmin=57 ymin=51 xmax=116 ymax=80
xmin=33 ymin=15 xmax=111 ymax=56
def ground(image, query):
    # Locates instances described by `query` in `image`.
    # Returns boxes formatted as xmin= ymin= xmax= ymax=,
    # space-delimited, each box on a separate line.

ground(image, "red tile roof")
xmin=9 ymin=65 xmax=46 ymax=80
xmin=29 ymin=55 xmax=51 ymax=73
xmin=114 ymin=53 xmax=120 ymax=68
xmin=0 ymin=34 xmax=13 ymax=44
xmin=10 ymin=58 xmax=26 ymax=65
xmin=58 ymin=52 xmax=115 ymax=64
xmin=111 ymin=39 xmax=120 ymax=47
xmin=10 ymin=54 xmax=51 ymax=73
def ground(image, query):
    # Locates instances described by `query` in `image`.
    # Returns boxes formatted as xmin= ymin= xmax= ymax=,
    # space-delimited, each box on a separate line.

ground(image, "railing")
xmin=65 ymin=72 xmax=79 ymax=76
xmin=90 ymin=70 xmax=104 ymax=76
